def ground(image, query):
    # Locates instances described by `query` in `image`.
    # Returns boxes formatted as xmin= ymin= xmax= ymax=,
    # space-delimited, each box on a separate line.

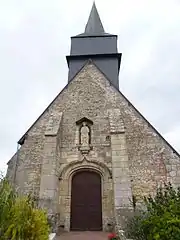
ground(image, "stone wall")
xmin=6 ymin=61 xmax=180 ymax=232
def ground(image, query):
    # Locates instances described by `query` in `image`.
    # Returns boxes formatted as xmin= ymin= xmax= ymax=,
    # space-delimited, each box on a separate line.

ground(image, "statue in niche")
xmin=80 ymin=122 xmax=90 ymax=146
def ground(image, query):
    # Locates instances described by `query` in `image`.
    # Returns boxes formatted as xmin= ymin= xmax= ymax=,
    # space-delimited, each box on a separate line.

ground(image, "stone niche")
xmin=76 ymin=117 xmax=93 ymax=154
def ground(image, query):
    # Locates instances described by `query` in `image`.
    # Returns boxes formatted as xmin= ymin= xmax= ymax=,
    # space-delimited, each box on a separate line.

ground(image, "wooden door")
xmin=70 ymin=171 xmax=102 ymax=231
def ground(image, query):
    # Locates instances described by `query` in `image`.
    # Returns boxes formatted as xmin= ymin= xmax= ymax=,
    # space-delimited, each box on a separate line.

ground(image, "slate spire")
xmin=84 ymin=2 xmax=105 ymax=35
xmin=67 ymin=2 xmax=122 ymax=89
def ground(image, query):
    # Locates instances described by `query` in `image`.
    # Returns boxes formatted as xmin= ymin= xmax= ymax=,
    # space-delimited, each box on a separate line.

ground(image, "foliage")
xmin=127 ymin=182 xmax=180 ymax=240
xmin=0 ymin=177 xmax=50 ymax=240
xmin=0 ymin=177 xmax=16 ymax=236
xmin=127 ymin=213 xmax=147 ymax=240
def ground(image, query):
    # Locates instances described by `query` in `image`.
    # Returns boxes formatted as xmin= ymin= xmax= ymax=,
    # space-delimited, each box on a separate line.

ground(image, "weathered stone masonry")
xmin=7 ymin=62 xmax=180 ymax=232
xmin=5 ymin=2 xmax=180 ymax=235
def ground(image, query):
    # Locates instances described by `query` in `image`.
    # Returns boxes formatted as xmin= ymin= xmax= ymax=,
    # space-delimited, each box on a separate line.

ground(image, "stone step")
xmin=56 ymin=231 xmax=109 ymax=240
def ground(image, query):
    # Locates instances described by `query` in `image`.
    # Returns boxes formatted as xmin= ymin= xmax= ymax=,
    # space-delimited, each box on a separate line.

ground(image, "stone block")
xmin=111 ymin=144 xmax=126 ymax=151
xmin=113 ymin=168 xmax=130 ymax=177
xmin=111 ymin=139 xmax=125 ymax=146
xmin=112 ymin=160 xmax=129 ymax=168
xmin=41 ymin=168 xmax=57 ymax=175
xmin=40 ymin=175 xmax=58 ymax=190
xmin=114 ymin=183 xmax=132 ymax=192
xmin=42 ymin=189 xmax=57 ymax=199
xmin=115 ymin=197 xmax=132 ymax=208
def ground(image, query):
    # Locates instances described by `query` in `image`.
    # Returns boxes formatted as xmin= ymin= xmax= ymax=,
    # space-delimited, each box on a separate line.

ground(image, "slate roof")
xmin=74 ymin=2 xmax=112 ymax=37
xmin=85 ymin=2 xmax=105 ymax=35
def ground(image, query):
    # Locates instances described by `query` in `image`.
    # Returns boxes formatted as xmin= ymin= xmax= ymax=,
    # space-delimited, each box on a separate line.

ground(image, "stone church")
xmin=6 ymin=2 xmax=180 ymax=234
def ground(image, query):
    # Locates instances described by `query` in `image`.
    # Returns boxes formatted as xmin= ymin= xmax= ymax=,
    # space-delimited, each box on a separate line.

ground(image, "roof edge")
xmin=17 ymin=60 xmax=180 ymax=159
xmin=17 ymin=60 xmax=93 ymax=145
xmin=90 ymin=61 xmax=180 ymax=158
xmin=66 ymin=53 xmax=122 ymax=67
xmin=71 ymin=34 xmax=117 ymax=38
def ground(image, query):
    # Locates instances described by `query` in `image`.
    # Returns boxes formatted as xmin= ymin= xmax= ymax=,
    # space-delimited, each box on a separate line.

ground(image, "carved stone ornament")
xmin=79 ymin=122 xmax=92 ymax=154
xmin=80 ymin=122 xmax=89 ymax=147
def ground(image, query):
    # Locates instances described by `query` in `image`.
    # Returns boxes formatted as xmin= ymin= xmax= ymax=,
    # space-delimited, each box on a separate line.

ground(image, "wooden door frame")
xmin=70 ymin=169 xmax=103 ymax=231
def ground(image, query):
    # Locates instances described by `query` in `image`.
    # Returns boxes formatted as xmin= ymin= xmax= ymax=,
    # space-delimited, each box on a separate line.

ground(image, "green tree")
xmin=127 ymin=183 xmax=180 ymax=240
xmin=0 ymin=177 xmax=50 ymax=239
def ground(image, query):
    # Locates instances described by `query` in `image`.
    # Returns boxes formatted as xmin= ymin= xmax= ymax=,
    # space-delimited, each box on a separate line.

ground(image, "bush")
xmin=0 ymin=178 xmax=50 ymax=240
xmin=127 ymin=213 xmax=147 ymax=240
xmin=127 ymin=183 xmax=180 ymax=240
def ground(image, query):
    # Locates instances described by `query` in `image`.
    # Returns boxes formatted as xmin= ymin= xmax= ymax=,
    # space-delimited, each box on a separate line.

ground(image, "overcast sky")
xmin=0 ymin=0 xmax=180 ymax=174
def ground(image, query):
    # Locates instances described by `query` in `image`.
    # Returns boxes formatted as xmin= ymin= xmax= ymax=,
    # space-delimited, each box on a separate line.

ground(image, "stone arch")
xmin=58 ymin=158 xmax=113 ymax=231
xmin=59 ymin=157 xmax=112 ymax=181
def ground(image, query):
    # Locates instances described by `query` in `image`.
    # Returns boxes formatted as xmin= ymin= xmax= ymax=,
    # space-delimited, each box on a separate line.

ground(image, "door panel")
xmin=70 ymin=171 xmax=102 ymax=231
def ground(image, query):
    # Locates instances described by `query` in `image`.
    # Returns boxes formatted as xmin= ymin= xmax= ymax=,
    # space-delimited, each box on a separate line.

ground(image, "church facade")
xmin=6 ymin=3 xmax=180 ymax=233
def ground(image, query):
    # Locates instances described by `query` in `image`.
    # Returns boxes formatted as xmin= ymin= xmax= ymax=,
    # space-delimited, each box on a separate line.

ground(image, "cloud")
xmin=0 ymin=0 xmax=180 ymax=174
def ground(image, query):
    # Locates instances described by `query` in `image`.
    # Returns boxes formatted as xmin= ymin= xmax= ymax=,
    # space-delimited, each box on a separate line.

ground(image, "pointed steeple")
xmin=67 ymin=3 xmax=122 ymax=90
xmin=84 ymin=2 xmax=105 ymax=35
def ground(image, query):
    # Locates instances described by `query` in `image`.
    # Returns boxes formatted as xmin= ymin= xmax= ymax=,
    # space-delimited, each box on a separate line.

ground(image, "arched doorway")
xmin=70 ymin=170 xmax=102 ymax=231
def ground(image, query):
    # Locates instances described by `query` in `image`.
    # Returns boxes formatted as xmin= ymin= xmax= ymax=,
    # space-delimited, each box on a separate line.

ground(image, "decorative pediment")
xmin=76 ymin=117 xmax=93 ymax=126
